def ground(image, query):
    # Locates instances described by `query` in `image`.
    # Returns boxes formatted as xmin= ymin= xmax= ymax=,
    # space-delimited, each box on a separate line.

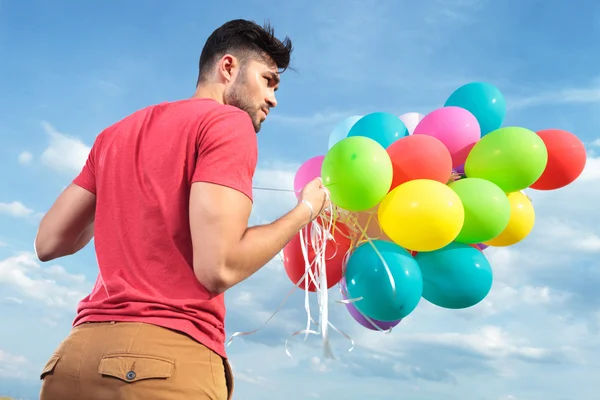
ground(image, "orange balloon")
xmin=530 ymin=129 xmax=586 ymax=190
xmin=355 ymin=205 xmax=391 ymax=241
xmin=387 ymin=135 xmax=453 ymax=190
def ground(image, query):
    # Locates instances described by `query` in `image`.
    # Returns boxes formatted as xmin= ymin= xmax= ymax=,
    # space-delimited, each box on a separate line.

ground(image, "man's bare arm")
xmin=35 ymin=184 xmax=96 ymax=261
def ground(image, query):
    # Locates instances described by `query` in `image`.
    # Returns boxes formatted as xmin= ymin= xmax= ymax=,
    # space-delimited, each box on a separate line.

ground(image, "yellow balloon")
xmin=378 ymin=179 xmax=465 ymax=252
xmin=484 ymin=191 xmax=535 ymax=247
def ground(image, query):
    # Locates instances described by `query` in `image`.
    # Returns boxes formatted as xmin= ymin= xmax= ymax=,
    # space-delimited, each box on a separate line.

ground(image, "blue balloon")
xmin=345 ymin=240 xmax=423 ymax=321
xmin=328 ymin=115 xmax=362 ymax=149
xmin=444 ymin=82 xmax=506 ymax=136
xmin=414 ymin=242 xmax=493 ymax=309
xmin=347 ymin=112 xmax=408 ymax=148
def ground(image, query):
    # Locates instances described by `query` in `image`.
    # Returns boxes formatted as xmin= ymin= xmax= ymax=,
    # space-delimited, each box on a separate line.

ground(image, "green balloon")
xmin=448 ymin=178 xmax=510 ymax=244
xmin=321 ymin=136 xmax=393 ymax=211
xmin=464 ymin=126 xmax=548 ymax=192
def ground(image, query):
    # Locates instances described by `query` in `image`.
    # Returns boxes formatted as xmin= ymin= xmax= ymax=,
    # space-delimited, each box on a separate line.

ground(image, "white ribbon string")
xmin=284 ymin=202 xmax=354 ymax=360
xmin=228 ymin=187 xmax=366 ymax=359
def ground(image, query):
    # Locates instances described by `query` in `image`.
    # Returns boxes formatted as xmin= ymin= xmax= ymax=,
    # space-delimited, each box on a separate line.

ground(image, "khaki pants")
xmin=39 ymin=321 xmax=234 ymax=400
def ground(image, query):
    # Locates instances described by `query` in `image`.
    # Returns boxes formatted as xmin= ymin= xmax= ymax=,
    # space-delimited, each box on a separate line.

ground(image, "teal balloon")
xmin=328 ymin=115 xmax=362 ymax=149
xmin=347 ymin=112 xmax=408 ymax=148
xmin=345 ymin=240 xmax=423 ymax=321
xmin=415 ymin=242 xmax=493 ymax=309
xmin=444 ymin=82 xmax=506 ymax=136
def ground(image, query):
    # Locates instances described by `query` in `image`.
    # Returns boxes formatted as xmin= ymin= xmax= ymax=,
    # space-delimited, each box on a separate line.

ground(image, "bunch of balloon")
xmin=285 ymin=80 xmax=587 ymax=335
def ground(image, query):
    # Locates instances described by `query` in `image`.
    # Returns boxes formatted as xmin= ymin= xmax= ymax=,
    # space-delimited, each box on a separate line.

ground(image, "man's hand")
xmin=297 ymin=177 xmax=330 ymax=222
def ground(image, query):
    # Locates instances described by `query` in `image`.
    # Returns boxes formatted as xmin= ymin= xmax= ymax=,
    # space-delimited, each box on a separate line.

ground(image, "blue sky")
xmin=1 ymin=0 xmax=600 ymax=399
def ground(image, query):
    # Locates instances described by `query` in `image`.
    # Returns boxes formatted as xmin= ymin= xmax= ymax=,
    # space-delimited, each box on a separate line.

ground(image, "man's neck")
xmin=192 ymin=84 xmax=224 ymax=104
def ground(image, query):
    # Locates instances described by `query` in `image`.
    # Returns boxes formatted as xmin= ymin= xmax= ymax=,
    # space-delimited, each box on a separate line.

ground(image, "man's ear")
xmin=217 ymin=54 xmax=237 ymax=83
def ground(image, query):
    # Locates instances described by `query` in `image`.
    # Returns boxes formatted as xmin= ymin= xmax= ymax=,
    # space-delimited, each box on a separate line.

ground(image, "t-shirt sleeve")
xmin=192 ymin=109 xmax=258 ymax=201
xmin=72 ymin=137 xmax=98 ymax=195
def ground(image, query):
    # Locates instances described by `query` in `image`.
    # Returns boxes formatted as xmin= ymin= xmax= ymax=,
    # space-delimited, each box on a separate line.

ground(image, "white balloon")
xmin=398 ymin=112 xmax=425 ymax=135
xmin=328 ymin=115 xmax=362 ymax=149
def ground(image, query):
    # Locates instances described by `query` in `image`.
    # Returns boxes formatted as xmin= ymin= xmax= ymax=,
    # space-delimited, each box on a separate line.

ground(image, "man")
xmin=35 ymin=19 xmax=329 ymax=400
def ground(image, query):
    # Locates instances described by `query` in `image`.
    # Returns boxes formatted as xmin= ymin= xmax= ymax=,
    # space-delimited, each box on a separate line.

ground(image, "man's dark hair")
xmin=197 ymin=19 xmax=293 ymax=84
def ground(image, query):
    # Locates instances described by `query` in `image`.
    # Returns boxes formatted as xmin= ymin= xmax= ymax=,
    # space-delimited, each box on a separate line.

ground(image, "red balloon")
xmin=452 ymin=142 xmax=476 ymax=169
xmin=530 ymin=129 xmax=586 ymax=190
xmin=387 ymin=135 xmax=453 ymax=190
xmin=282 ymin=219 xmax=351 ymax=291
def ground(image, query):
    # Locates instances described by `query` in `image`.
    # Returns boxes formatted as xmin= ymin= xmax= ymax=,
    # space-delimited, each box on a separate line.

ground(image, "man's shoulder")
xmin=98 ymin=99 xmax=252 ymax=144
xmin=172 ymin=98 xmax=247 ymax=117
xmin=121 ymin=98 xmax=245 ymax=121
xmin=161 ymin=98 xmax=253 ymax=131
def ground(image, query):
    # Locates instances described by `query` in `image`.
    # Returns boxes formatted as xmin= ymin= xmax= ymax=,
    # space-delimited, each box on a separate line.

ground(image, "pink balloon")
xmin=413 ymin=106 xmax=481 ymax=167
xmin=294 ymin=156 xmax=325 ymax=198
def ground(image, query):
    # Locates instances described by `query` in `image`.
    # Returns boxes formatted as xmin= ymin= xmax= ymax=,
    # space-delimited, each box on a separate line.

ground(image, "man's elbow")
xmin=193 ymin=262 xmax=234 ymax=295
xmin=35 ymin=245 xmax=58 ymax=262
xmin=34 ymin=236 xmax=71 ymax=262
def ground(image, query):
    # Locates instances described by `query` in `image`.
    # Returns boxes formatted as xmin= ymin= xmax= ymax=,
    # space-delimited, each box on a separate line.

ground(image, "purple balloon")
xmin=340 ymin=278 xmax=401 ymax=331
xmin=475 ymin=243 xmax=489 ymax=250
xmin=454 ymin=164 xmax=465 ymax=175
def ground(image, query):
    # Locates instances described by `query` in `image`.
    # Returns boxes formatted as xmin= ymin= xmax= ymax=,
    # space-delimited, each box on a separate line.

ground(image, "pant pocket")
xmin=98 ymin=353 xmax=175 ymax=383
xmin=40 ymin=354 xmax=62 ymax=380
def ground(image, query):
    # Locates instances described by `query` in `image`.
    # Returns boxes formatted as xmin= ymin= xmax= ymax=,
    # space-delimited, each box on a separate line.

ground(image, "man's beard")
xmin=224 ymin=75 xmax=263 ymax=133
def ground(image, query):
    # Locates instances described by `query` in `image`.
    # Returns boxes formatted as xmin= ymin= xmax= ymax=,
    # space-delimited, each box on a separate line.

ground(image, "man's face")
xmin=223 ymin=57 xmax=280 ymax=133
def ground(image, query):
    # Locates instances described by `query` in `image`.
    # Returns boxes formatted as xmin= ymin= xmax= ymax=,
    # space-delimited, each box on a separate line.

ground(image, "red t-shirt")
xmin=71 ymin=98 xmax=258 ymax=359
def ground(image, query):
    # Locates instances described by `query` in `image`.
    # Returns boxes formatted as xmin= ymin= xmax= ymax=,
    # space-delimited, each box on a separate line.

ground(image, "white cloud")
xmin=251 ymin=163 xmax=299 ymax=224
xmin=40 ymin=121 xmax=91 ymax=174
xmin=234 ymin=370 xmax=268 ymax=385
xmin=532 ymin=219 xmax=600 ymax=253
xmin=310 ymin=356 xmax=332 ymax=373
xmin=0 ymin=253 xmax=91 ymax=310
xmin=254 ymin=164 xmax=297 ymax=187
xmin=428 ymin=326 xmax=574 ymax=363
xmin=576 ymin=156 xmax=600 ymax=182
xmin=0 ymin=201 xmax=34 ymax=218
xmin=0 ymin=349 xmax=27 ymax=364
xmin=18 ymin=151 xmax=33 ymax=165
xmin=461 ymin=282 xmax=572 ymax=319
xmin=0 ymin=348 xmax=28 ymax=378
xmin=3 ymin=296 xmax=24 ymax=304
xmin=351 ymin=321 xmax=580 ymax=373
